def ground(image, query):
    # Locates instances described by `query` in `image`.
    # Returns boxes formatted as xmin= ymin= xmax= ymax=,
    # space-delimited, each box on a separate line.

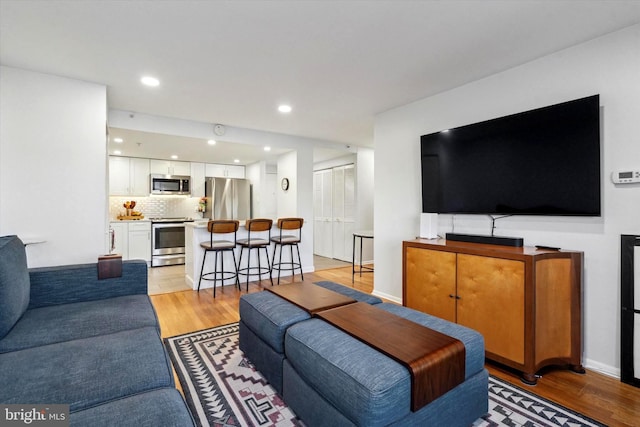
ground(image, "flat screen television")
xmin=421 ymin=94 xmax=601 ymax=216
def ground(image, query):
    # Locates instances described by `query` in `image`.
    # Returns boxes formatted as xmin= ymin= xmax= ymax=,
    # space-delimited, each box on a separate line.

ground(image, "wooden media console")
xmin=403 ymin=238 xmax=584 ymax=384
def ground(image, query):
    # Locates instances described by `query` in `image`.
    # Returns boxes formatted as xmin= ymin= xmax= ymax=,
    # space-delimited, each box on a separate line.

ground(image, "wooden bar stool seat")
xmin=198 ymin=220 xmax=240 ymax=297
xmin=271 ymin=218 xmax=304 ymax=284
xmin=237 ymin=218 xmax=273 ymax=290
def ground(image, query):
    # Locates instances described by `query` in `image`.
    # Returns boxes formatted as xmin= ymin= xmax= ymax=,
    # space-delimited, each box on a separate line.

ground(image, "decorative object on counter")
xmin=123 ymin=200 xmax=136 ymax=215
xmin=116 ymin=212 xmax=144 ymax=220
xmin=118 ymin=200 xmax=144 ymax=220
xmin=196 ymin=197 xmax=206 ymax=213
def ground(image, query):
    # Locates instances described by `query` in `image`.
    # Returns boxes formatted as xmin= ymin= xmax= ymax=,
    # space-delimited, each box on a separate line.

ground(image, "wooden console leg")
xmin=521 ymin=373 xmax=538 ymax=385
xmin=570 ymin=364 xmax=586 ymax=374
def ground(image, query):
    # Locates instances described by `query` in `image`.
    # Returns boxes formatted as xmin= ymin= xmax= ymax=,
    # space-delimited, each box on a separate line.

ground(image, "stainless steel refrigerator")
xmin=204 ymin=178 xmax=251 ymax=220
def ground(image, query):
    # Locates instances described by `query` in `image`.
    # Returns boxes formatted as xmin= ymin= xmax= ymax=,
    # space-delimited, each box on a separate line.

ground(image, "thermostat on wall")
xmin=611 ymin=170 xmax=640 ymax=184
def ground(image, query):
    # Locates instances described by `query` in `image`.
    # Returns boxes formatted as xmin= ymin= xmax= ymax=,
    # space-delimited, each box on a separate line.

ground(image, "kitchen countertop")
xmin=186 ymin=219 xmax=280 ymax=229
xmin=110 ymin=219 xmax=151 ymax=223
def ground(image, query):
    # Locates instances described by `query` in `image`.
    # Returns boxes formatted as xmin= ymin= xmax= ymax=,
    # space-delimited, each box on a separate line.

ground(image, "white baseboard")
xmin=372 ymin=289 xmax=402 ymax=304
xmin=584 ymin=358 xmax=620 ymax=379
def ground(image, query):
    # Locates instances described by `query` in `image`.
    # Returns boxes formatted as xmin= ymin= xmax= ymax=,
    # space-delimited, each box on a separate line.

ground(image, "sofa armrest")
xmin=27 ymin=260 xmax=148 ymax=309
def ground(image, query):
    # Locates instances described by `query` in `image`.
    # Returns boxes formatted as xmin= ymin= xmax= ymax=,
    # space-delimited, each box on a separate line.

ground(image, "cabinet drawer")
xmin=128 ymin=222 xmax=151 ymax=232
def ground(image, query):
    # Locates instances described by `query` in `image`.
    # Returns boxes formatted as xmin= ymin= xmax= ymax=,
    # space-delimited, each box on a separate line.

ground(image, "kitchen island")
xmin=186 ymin=220 xmax=299 ymax=290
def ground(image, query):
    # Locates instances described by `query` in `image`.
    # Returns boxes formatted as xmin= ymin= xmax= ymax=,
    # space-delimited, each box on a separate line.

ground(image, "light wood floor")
xmin=150 ymin=266 xmax=640 ymax=427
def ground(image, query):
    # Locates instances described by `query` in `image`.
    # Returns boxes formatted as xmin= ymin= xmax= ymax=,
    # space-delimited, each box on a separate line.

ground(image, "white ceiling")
xmin=2 ymin=0 xmax=640 ymax=156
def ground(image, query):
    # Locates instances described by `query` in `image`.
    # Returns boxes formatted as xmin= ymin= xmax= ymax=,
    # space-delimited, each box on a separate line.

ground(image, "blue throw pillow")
xmin=0 ymin=235 xmax=30 ymax=339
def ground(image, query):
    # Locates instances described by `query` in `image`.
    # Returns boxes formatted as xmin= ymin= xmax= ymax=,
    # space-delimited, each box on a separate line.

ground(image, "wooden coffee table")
xmin=316 ymin=302 xmax=466 ymax=411
xmin=266 ymin=282 xmax=357 ymax=314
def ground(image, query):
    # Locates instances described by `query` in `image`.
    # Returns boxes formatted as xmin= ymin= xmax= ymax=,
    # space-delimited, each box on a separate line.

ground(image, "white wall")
xmin=374 ymin=25 xmax=640 ymax=376
xmin=275 ymin=149 xmax=314 ymax=273
xmin=0 ymin=66 xmax=107 ymax=267
xmin=356 ymin=148 xmax=375 ymax=261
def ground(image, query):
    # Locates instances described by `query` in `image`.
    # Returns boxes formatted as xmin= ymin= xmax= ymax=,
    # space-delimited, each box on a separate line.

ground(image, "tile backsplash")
xmin=109 ymin=196 xmax=205 ymax=220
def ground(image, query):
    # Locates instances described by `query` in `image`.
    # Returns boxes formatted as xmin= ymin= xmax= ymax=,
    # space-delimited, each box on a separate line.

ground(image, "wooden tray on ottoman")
xmin=266 ymin=282 xmax=356 ymax=315
xmin=316 ymin=302 xmax=466 ymax=411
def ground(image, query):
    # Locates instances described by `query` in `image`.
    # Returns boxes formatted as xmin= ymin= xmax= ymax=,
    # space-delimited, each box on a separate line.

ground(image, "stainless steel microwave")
xmin=150 ymin=174 xmax=191 ymax=195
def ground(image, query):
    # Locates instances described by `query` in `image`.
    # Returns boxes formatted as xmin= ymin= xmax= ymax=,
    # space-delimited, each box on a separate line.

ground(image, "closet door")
xmin=313 ymin=169 xmax=333 ymax=258
xmin=332 ymin=165 xmax=355 ymax=262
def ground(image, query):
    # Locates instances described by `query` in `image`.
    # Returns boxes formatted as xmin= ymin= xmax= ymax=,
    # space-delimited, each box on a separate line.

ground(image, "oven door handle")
xmin=152 ymin=223 xmax=186 ymax=229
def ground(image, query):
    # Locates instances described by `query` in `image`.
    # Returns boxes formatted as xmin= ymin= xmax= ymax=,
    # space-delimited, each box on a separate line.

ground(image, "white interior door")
xmin=313 ymin=164 xmax=355 ymax=262
xmin=332 ymin=165 xmax=355 ymax=262
xmin=313 ymin=169 xmax=333 ymax=258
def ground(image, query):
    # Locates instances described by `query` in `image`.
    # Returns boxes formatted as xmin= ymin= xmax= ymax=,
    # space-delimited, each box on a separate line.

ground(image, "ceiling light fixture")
xmin=278 ymin=105 xmax=292 ymax=113
xmin=233 ymin=159 xmax=240 ymax=163
xmin=171 ymin=155 xmax=178 ymax=159
xmin=264 ymin=146 xmax=271 ymax=152
xmin=207 ymin=139 xmax=217 ymax=145
xmin=114 ymin=150 xmax=122 ymax=155
xmin=113 ymin=137 xmax=124 ymax=143
xmin=141 ymin=76 xmax=160 ymax=87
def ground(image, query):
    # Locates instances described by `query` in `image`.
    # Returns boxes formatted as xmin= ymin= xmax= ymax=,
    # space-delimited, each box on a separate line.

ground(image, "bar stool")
xmin=237 ymin=218 xmax=273 ymax=290
xmin=197 ymin=220 xmax=240 ymax=298
xmin=270 ymin=218 xmax=304 ymax=284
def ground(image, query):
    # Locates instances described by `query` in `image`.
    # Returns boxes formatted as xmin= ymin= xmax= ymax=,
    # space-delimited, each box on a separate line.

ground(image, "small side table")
xmin=352 ymin=230 xmax=374 ymax=283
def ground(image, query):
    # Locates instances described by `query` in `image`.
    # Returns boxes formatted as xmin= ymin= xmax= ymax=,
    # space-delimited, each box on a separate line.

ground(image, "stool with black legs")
xmin=237 ymin=218 xmax=273 ymax=291
xmin=197 ymin=220 xmax=240 ymax=298
xmin=270 ymin=217 xmax=304 ymax=284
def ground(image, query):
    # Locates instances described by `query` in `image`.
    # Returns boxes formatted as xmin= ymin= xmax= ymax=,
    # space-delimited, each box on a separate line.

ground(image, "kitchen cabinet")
xmin=109 ymin=156 xmax=150 ymax=196
xmin=109 ymin=221 xmax=151 ymax=263
xmin=109 ymin=222 xmax=128 ymax=257
xmin=128 ymin=221 xmax=151 ymax=262
xmin=403 ymin=238 xmax=583 ymax=384
xmin=205 ymin=163 xmax=245 ymax=178
xmin=150 ymin=159 xmax=191 ymax=176
xmin=190 ymin=162 xmax=206 ymax=197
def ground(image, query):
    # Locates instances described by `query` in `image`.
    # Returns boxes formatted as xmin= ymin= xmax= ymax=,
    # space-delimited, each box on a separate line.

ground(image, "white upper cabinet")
xmin=109 ymin=156 xmax=150 ymax=196
xmin=150 ymin=159 xmax=191 ymax=176
xmin=205 ymin=163 xmax=245 ymax=178
xmin=190 ymin=162 xmax=206 ymax=198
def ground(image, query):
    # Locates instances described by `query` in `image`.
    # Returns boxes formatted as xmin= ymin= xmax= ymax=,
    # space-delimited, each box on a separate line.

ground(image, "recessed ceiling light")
xmin=233 ymin=159 xmax=240 ymax=163
xmin=141 ymin=76 xmax=160 ymax=87
xmin=113 ymin=137 xmax=124 ymax=143
xmin=207 ymin=139 xmax=217 ymax=145
xmin=264 ymin=146 xmax=271 ymax=152
xmin=114 ymin=150 xmax=122 ymax=155
xmin=278 ymin=105 xmax=292 ymax=113
xmin=441 ymin=129 xmax=450 ymax=133
xmin=171 ymin=155 xmax=178 ymax=159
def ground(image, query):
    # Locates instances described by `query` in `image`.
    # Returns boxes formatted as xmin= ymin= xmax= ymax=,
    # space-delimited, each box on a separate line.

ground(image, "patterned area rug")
xmin=164 ymin=323 xmax=606 ymax=427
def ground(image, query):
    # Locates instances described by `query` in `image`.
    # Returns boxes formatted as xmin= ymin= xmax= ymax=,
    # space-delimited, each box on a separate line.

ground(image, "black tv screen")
xmin=421 ymin=95 xmax=601 ymax=216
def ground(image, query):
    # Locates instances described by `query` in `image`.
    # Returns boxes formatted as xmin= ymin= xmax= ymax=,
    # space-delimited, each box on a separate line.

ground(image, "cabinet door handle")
xmin=449 ymin=294 xmax=461 ymax=299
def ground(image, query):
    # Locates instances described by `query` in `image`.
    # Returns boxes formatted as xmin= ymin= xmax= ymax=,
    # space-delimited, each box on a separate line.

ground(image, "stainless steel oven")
xmin=151 ymin=218 xmax=193 ymax=267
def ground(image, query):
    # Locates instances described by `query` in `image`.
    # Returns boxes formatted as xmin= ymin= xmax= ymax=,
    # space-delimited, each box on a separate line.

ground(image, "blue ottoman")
xmin=239 ymin=281 xmax=382 ymax=393
xmin=282 ymin=303 xmax=488 ymax=426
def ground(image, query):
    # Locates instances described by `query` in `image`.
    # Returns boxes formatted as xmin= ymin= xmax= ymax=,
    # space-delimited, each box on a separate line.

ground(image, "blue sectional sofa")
xmin=0 ymin=235 xmax=195 ymax=426
xmin=240 ymin=281 xmax=488 ymax=426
